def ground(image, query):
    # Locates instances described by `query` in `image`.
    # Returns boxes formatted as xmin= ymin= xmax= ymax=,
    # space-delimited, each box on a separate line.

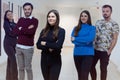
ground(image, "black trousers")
xmin=4 ymin=39 xmax=18 ymax=80
xmin=74 ymin=55 xmax=93 ymax=80
xmin=90 ymin=50 xmax=110 ymax=80
xmin=41 ymin=53 xmax=61 ymax=80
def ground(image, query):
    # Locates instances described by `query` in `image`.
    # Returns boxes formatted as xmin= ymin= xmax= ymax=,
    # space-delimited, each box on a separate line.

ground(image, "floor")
xmin=0 ymin=47 xmax=120 ymax=80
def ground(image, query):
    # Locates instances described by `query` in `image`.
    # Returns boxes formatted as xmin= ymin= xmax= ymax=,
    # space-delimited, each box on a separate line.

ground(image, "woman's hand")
xmin=71 ymin=37 xmax=75 ymax=41
xmin=49 ymin=48 xmax=53 ymax=52
xmin=41 ymin=41 xmax=46 ymax=46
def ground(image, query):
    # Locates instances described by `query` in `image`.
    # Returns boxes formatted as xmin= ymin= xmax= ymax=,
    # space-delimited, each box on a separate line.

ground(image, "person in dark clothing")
xmin=36 ymin=9 xmax=65 ymax=80
xmin=3 ymin=10 xmax=18 ymax=80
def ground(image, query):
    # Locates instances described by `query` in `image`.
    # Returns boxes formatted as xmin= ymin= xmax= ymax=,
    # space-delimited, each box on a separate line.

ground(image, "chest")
xmin=97 ymin=22 xmax=113 ymax=35
xmin=78 ymin=27 xmax=90 ymax=36
xmin=19 ymin=19 xmax=34 ymax=28
xmin=45 ymin=30 xmax=57 ymax=42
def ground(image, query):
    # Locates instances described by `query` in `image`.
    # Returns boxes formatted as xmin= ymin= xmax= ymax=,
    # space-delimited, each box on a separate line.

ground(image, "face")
xmin=80 ymin=12 xmax=88 ymax=24
xmin=6 ymin=11 xmax=13 ymax=21
xmin=48 ymin=12 xmax=57 ymax=26
xmin=102 ymin=7 xmax=112 ymax=19
xmin=23 ymin=5 xmax=32 ymax=17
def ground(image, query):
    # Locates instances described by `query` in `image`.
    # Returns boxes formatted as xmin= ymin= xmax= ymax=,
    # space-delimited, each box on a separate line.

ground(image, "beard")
xmin=25 ymin=12 xmax=32 ymax=17
xmin=103 ymin=14 xmax=110 ymax=19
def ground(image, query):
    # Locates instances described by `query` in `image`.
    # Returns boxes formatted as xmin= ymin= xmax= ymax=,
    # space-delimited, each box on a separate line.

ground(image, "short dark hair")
xmin=102 ymin=4 xmax=112 ymax=12
xmin=23 ymin=2 xmax=33 ymax=9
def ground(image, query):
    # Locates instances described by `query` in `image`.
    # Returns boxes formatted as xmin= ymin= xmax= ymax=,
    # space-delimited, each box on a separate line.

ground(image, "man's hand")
xmin=28 ymin=25 xmax=34 ymax=29
xmin=18 ymin=27 xmax=22 ymax=30
xmin=107 ymin=49 xmax=112 ymax=55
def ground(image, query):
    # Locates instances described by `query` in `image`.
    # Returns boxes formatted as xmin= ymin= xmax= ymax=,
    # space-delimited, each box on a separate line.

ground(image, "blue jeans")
xmin=16 ymin=47 xmax=33 ymax=80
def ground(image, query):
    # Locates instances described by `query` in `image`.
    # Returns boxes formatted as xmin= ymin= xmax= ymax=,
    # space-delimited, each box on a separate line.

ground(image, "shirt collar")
xmin=24 ymin=16 xmax=33 ymax=19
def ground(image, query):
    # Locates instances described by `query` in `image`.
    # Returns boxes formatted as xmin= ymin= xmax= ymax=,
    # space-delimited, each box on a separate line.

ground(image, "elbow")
xmin=54 ymin=44 xmax=62 ymax=49
xmin=36 ymin=43 xmax=41 ymax=49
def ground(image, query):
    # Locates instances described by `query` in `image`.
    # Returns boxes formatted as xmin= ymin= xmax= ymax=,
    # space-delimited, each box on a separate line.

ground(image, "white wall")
xmin=108 ymin=0 xmax=120 ymax=72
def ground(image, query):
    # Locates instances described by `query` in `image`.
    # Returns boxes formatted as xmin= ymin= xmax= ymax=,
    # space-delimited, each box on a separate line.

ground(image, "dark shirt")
xmin=13 ymin=17 xmax=38 ymax=46
xmin=4 ymin=21 xmax=17 ymax=45
xmin=36 ymin=27 xmax=65 ymax=55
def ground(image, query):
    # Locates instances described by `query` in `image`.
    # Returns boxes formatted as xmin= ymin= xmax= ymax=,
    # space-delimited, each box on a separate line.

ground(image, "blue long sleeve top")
xmin=71 ymin=24 xmax=96 ymax=56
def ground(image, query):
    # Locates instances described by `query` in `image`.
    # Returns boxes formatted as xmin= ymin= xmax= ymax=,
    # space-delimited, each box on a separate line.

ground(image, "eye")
xmin=48 ymin=16 xmax=50 ymax=18
xmin=81 ymin=15 xmax=84 ymax=17
xmin=52 ymin=16 xmax=55 ymax=18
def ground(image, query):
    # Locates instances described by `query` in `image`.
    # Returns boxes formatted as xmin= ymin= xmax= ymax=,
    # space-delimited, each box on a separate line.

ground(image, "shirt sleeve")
xmin=20 ymin=19 xmax=38 ymax=35
xmin=13 ymin=18 xmax=38 ymax=36
xmin=112 ymin=22 xmax=119 ymax=34
xmin=36 ymin=30 xmax=47 ymax=50
xmin=71 ymin=27 xmax=94 ymax=46
xmin=4 ymin=21 xmax=15 ymax=37
xmin=12 ymin=18 xmax=23 ymax=35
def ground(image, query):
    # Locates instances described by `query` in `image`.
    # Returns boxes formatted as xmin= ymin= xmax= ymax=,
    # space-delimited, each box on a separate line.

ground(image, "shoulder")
xmin=19 ymin=17 xmax=24 ymax=20
xmin=59 ymin=27 xmax=65 ymax=34
xmin=110 ymin=19 xmax=119 ymax=26
xmin=87 ymin=25 xmax=96 ymax=31
xmin=59 ymin=27 xmax=65 ymax=32
xmin=91 ymin=25 xmax=96 ymax=29
xmin=96 ymin=19 xmax=104 ymax=24
xmin=18 ymin=17 xmax=24 ymax=22
xmin=32 ymin=17 xmax=38 ymax=22
xmin=72 ymin=26 xmax=77 ymax=31
xmin=3 ymin=20 xmax=9 ymax=26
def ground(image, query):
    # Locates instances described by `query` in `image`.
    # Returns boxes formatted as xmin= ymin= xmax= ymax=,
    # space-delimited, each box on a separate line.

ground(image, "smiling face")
xmin=102 ymin=7 xmax=112 ymax=19
xmin=23 ymin=5 xmax=32 ymax=17
xmin=80 ymin=12 xmax=88 ymax=24
xmin=47 ymin=12 xmax=57 ymax=26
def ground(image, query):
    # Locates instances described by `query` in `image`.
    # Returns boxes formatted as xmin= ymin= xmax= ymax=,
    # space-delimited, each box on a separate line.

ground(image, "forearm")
xmin=108 ymin=33 xmax=118 ymax=54
xmin=109 ymin=39 xmax=117 ymax=52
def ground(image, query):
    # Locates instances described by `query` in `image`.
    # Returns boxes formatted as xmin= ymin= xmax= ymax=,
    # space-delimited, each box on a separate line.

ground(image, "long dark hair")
xmin=42 ymin=9 xmax=60 ymax=39
xmin=74 ymin=10 xmax=92 ymax=36
xmin=4 ymin=10 xmax=13 ymax=22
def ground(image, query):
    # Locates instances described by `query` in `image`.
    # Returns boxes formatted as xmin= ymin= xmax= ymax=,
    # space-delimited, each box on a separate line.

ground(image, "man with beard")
xmin=90 ymin=5 xmax=119 ymax=80
xmin=13 ymin=2 xmax=38 ymax=80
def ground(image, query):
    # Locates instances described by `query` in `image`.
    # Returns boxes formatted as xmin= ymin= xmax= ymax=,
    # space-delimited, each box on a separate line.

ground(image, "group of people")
xmin=3 ymin=2 xmax=119 ymax=80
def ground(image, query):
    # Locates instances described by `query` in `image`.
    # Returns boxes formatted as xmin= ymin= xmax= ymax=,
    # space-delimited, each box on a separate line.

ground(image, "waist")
xmin=16 ymin=44 xmax=34 ymax=49
xmin=5 ymin=35 xmax=17 ymax=39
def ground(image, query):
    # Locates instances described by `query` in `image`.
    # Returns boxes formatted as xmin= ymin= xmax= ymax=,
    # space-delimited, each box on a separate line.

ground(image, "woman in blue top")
xmin=71 ymin=10 xmax=96 ymax=80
